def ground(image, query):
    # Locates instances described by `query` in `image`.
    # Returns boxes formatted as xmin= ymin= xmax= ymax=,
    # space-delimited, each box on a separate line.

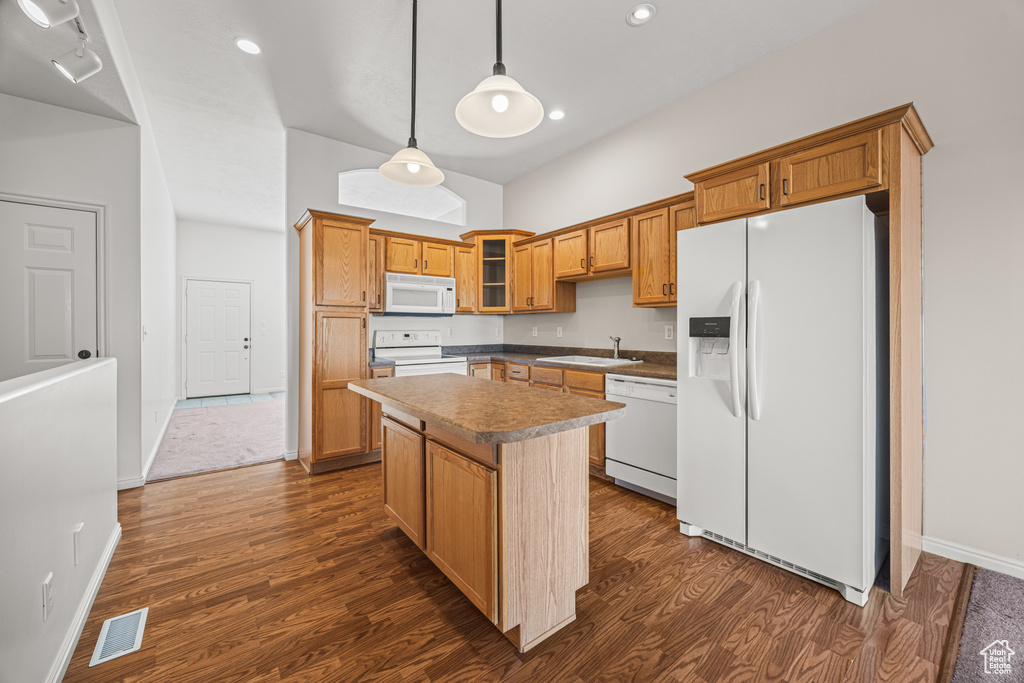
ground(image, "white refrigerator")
xmin=675 ymin=196 xmax=888 ymax=606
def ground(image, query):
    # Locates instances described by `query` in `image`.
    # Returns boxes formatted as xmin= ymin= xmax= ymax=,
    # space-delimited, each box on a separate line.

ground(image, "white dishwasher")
xmin=605 ymin=374 xmax=678 ymax=503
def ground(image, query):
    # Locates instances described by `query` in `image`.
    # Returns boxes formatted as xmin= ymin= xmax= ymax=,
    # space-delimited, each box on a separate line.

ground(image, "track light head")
xmin=52 ymin=39 xmax=102 ymax=83
xmin=18 ymin=0 xmax=80 ymax=28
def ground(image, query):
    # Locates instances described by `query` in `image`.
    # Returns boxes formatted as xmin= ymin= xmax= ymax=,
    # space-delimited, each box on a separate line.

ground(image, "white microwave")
xmin=383 ymin=272 xmax=456 ymax=316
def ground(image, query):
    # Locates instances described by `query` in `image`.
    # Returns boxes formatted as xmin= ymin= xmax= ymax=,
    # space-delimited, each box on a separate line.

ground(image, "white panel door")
xmin=745 ymin=197 xmax=876 ymax=588
xmin=185 ymin=280 xmax=251 ymax=397
xmin=676 ymin=219 xmax=748 ymax=543
xmin=0 ymin=201 xmax=97 ymax=382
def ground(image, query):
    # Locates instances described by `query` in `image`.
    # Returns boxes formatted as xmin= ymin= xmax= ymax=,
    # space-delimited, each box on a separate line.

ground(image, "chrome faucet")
xmin=610 ymin=336 xmax=622 ymax=359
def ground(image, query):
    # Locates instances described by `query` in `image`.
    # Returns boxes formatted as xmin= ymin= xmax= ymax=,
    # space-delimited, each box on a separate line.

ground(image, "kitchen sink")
xmin=536 ymin=355 xmax=643 ymax=367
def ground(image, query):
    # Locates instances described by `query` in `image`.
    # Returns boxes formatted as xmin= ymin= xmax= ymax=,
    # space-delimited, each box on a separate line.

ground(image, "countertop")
xmin=368 ymin=353 xmax=677 ymax=380
xmin=349 ymin=374 xmax=625 ymax=444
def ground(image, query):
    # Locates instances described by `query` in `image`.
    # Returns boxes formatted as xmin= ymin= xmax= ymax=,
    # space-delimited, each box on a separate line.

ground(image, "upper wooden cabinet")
xmin=295 ymin=211 xmax=370 ymax=308
xmin=512 ymin=239 xmax=574 ymax=314
xmin=460 ymin=230 xmax=535 ymax=315
xmin=368 ymin=234 xmax=384 ymax=313
xmin=386 ymin=236 xmax=420 ymax=274
xmin=778 ymin=129 xmax=882 ymax=207
xmin=553 ymin=219 xmax=630 ymax=280
xmin=632 ymin=208 xmax=674 ymax=307
xmin=694 ymin=162 xmax=771 ymax=225
xmin=422 ymin=242 xmax=454 ymax=277
xmin=454 ymin=244 xmax=477 ymax=313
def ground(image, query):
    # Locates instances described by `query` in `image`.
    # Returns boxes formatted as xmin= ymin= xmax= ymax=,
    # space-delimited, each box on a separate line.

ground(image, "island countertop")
xmin=349 ymin=374 xmax=625 ymax=445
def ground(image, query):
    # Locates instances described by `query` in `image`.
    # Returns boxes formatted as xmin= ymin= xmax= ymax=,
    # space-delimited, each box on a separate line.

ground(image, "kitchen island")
xmin=349 ymin=374 xmax=624 ymax=652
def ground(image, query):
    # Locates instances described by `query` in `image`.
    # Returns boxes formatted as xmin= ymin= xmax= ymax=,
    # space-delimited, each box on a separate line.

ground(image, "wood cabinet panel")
xmin=315 ymin=311 xmax=367 ymax=460
xmin=426 ymin=441 xmax=498 ymax=623
xmin=506 ymin=364 xmax=530 ymax=382
xmin=368 ymin=234 xmax=384 ymax=312
xmin=386 ymin=236 xmax=421 ymax=274
xmin=455 ymin=245 xmax=477 ymax=313
xmin=511 ymin=244 xmax=533 ymax=312
xmin=382 ymin=416 xmax=426 ymax=548
xmin=530 ymin=240 xmax=554 ymax=311
xmin=370 ymin=366 xmax=393 ymax=451
xmin=492 ymin=362 xmax=506 ymax=382
xmin=564 ymin=386 xmax=606 ymax=468
xmin=530 ymin=382 xmax=562 ymax=392
xmin=553 ymin=230 xmax=588 ymax=279
xmin=477 ymin=236 xmax=512 ymax=314
xmin=695 ymin=162 xmax=770 ymax=224
xmin=318 ymin=219 xmax=367 ymax=307
xmin=469 ymin=362 xmax=491 ymax=379
xmin=632 ymin=208 xmax=673 ymax=306
xmin=530 ymin=366 xmax=563 ymax=387
xmin=319 ymin=314 xmax=364 ymax=384
xmin=422 ymin=242 xmax=453 ymax=277
xmin=321 ymin=387 xmax=367 ymax=457
xmin=778 ymin=130 xmax=883 ymax=207
xmin=563 ymin=369 xmax=604 ymax=393
xmin=590 ymin=219 xmax=630 ymax=273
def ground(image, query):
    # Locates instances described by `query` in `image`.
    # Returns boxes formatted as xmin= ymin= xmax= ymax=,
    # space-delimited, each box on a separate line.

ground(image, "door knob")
xmin=78 ymin=350 xmax=91 ymax=359
xmin=244 ymin=337 xmax=249 ymax=341
xmin=244 ymin=345 xmax=249 ymax=349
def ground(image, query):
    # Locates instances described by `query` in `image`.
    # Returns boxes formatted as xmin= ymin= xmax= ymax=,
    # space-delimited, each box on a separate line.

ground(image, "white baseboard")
xmin=142 ymin=400 xmax=177 ymax=482
xmin=284 ymin=450 xmax=298 ymax=461
xmin=117 ymin=476 xmax=145 ymax=490
xmin=922 ymin=535 xmax=1024 ymax=580
xmin=47 ymin=523 xmax=122 ymax=683
xmin=252 ymin=386 xmax=285 ymax=395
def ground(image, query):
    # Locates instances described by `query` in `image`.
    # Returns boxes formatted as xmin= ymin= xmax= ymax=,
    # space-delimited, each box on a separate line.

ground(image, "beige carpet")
xmin=147 ymin=400 xmax=285 ymax=481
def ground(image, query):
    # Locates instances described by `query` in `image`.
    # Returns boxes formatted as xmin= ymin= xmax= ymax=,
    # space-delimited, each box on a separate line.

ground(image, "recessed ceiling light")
xmin=548 ymin=110 xmax=565 ymax=121
xmin=235 ymin=38 xmax=261 ymax=55
xmin=626 ymin=3 xmax=656 ymax=26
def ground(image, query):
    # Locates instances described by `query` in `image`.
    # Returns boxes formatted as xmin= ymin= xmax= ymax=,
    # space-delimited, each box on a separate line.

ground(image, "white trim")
xmin=284 ymin=450 xmax=298 ymax=461
xmin=180 ymin=277 xmax=255 ymax=399
xmin=46 ymin=523 xmax=122 ymax=683
xmin=117 ymin=476 xmax=145 ymax=490
xmin=0 ymin=193 xmax=109 ymax=360
xmin=141 ymin=398 xmax=177 ymax=482
xmin=252 ymin=386 xmax=286 ymax=394
xmin=922 ymin=535 xmax=1024 ymax=580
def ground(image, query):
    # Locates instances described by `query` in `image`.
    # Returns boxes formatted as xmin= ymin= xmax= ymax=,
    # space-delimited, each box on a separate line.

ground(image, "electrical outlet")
xmin=665 ymin=324 xmax=674 ymax=340
xmin=42 ymin=573 xmax=53 ymax=621
xmin=531 ymin=326 xmax=538 ymax=337
xmin=556 ymin=326 xmax=563 ymax=338
xmin=495 ymin=327 xmax=500 ymax=337
xmin=73 ymin=523 xmax=84 ymax=566
xmin=447 ymin=327 xmax=454 ymax=337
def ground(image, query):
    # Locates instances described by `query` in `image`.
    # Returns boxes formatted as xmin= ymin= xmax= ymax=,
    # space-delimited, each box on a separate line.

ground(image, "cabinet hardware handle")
xmin=581 ymin=258 xmax=585 ymax=268
xmin=362 ymin=291 xmax=366 ymax=301
xmin=670 ymin=283 xmax=675 ymax=295
xmin=759 ymin=183 xmax=765 ymax=201
xmin=457 ymin=298 xmax=460 ymax=308
xmin=377 ymin=294 xmax=380 ymax=303
xmin=663 ymin=283 xmax=667 ymax=295
xmin=590 ymin=256 xmax=594 ymax=267
xmin=362 ymin=318 xmax=365 ymax=328
xmin=424 ymin=260 xmax=427 ymax=269
xmin=414 ymin=259 xmax=418 ymax=268
xmin=782 ymin=178 xmax=788 ymax=196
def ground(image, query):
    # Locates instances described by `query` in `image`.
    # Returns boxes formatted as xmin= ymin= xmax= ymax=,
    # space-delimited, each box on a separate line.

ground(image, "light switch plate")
xmin=532 ymin=327 xmax=538 ymax=337
xmin=556 ymin=326 xmax=563 ymax=338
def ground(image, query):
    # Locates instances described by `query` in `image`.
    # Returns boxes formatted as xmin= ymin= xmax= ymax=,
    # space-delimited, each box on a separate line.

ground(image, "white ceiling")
xmin=7 ymin=0 xmax=886 ymax=231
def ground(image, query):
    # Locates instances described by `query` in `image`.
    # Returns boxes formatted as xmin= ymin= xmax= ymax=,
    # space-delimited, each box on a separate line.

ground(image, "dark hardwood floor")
xmin=64 ymin=460 xmax=965 ymax=682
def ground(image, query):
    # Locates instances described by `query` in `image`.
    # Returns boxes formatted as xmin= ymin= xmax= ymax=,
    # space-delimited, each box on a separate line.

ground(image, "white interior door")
xmin=185 ymin=280 xmax=251 ymax=398
xmin=0 ymin=200 xmax=97 ymax=382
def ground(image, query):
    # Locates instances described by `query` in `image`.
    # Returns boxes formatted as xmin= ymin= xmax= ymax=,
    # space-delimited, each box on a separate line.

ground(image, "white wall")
xmin=503 ymin=0 xmax=1024 ymax=569
xmin=0 ymin=93 xmax=146 ymax=488
xmin=504 ymin=278 xmax=677 ymax=352
xmin=177 ymin=220 xmax=287 ymax=394
xmin=139 ymin=124 xmax=178 ymax=479
xmin=0 ymin=360 xmax=119 ymax=683
xmin=285 ymin=128 xmax=506 ymax=455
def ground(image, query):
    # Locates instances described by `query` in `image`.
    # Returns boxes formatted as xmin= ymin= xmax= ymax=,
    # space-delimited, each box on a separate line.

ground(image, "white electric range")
xmin=372 ymin=330 xmax=468 ymax=377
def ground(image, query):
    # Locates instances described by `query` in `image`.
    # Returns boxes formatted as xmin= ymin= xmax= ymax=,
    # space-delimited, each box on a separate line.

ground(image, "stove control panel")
xmin=374 ymin=329 xmax=442 ymax=349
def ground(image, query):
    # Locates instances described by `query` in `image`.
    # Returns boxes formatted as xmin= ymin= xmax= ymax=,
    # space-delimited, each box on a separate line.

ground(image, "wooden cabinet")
xmin=491 ymin=362 xmax=506 ymax=382
xmin=294 ymin=210 xmax=376 ymax=474
xmin=530 ymin=366 xmax=562 ymax=388
xmin=426 ymin=441 xmax=498 ymax=622
xmin=370 ymin=366 xmax=393 ymax=450
xmin=562 ymin=369 xmax=607 ymax=469
xmin=454 ymin=244 xmax=477 ymax=313
xmin=553 ymin=219 xmax=630 ymax=280
xmin=506 ymin=363 xmax=530 ymax=383
xmin=469 ymin=362 xmax=491 ymax=379
xmin=385 ymin=236 xmax=420 ymax=274
xmin=382 ymin=416 xmax=426 ymax=549
xmin=632 ymin=207 xmax=673 ymax=307
xmin=694 ymin=162 xmax=770 ymax=224
xmin=421 ymin=241 xmax=454 ymax=277
xmin=368 ymin=234 xmax=384 ymax=312
xmin=512 ymin=239 xmax=574 ymax=314
xmin=459 ymin=231 xmax=536 ymax=314
xmin=778 ymin=129 xmax=882 ymax=207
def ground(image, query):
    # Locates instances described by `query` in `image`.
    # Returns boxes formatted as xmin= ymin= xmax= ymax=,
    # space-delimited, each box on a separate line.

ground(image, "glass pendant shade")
xmin=379 ymin=145 xmax=444 ymax=187
xmin=18 ymin=0 xmax=79 ymax=28
xmin=456 ymin=74 xmax=543 ymax=138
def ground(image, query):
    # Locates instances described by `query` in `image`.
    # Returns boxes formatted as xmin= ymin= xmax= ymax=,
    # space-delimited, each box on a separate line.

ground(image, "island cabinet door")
xmin=425 ymin=441 xmax=498 ymax=624
xmin=381 ymin=416 xmax=426 ymax=548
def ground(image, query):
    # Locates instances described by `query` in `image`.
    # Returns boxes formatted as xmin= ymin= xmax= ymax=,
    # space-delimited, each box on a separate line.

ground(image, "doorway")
xmin=0 ymin=200 xmax=98 ymax=382
xmin=184 ymin=278 xmax=252 ymax=398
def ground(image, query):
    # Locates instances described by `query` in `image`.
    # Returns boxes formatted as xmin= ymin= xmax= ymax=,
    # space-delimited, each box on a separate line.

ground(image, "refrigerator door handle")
xmin=728 ymin=281 xmax=744 ymax=418
xmin=747 ymin=279 xmax=762 ymax=420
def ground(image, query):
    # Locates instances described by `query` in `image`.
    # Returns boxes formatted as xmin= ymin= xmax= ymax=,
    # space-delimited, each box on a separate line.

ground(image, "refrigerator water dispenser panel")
xmin=689 ymin=316 xmax=732 ymax=380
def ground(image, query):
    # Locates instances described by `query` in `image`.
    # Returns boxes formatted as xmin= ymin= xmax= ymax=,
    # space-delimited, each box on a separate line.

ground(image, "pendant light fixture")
xmin=456 ymin=0 xmax=543 ymax=138
xmin=379 ymin=0 xmax=444 ymax=187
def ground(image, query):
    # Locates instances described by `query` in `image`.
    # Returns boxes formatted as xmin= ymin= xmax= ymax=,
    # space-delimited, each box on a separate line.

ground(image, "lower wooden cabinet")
xmin=381 ymin=416 xmax=426 ymax=548
xmin=370 ymin=366 xmax=394 ymax=451
xmin=469 ymin=362 xmax=491 ymax=379
xmin=315 ymin=311 xmax=368 ymax=461
xmin=492 ymin=362 xmax=506 ymax=381
xmin=426 ymin=441 xmax=498 ymax=622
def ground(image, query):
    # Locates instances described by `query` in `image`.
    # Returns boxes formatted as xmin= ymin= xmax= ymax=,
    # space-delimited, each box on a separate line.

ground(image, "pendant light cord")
xmin=409 ymin=0 xmax=418 ymax=148
xmin=493 ymin=0 xmax=506 ymax=76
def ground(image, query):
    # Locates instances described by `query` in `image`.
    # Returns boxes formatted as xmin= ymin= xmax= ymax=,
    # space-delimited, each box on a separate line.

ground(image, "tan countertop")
xmin=349 ymin=374 xmax=625 ymax=445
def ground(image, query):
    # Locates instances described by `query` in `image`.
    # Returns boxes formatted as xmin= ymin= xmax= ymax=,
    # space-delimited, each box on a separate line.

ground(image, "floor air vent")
xmin=701 ymin=531 xmax=845 ymax=594
xmin=89 ymin=607 xmax=148 ymax=666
